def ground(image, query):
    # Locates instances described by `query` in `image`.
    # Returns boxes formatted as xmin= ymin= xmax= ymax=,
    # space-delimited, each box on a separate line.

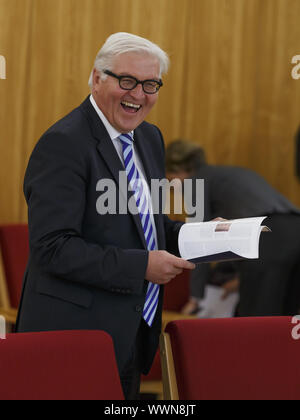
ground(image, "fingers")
xmin=145 ymin=251 xmax=196 ymax=285
xmin=173 ymin=267 xmax=184 ymax=276
xmin=162 ymin=266 xmax=183 ymax=284
xmin=185 ymin=260 xmax=196 ymax=270
xmin=173 ymin=256 xmax=196 ymax=270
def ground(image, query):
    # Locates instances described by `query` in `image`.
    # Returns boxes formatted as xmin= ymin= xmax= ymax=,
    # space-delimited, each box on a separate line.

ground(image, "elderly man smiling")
xmin=16 ymin=33 xmax=195 ymax=400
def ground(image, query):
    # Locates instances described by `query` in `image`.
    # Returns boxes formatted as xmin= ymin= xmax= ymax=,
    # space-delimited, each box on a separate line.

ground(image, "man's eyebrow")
xmin=118 ymin=73 xmax=135 ymax=78
xmin=118 ymin=72 xmax=161 ymax=81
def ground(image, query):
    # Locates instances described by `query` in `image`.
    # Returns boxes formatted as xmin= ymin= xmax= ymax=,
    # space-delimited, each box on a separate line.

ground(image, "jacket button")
xmin=135 ymin=305 xmax=143 ymax=313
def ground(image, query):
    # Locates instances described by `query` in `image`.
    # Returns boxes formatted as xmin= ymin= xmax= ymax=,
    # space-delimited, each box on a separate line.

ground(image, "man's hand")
xmin=145 ymin=250 xmax=196 ymax=285
xmin=221 ymin=276 xmax=240 ymax=300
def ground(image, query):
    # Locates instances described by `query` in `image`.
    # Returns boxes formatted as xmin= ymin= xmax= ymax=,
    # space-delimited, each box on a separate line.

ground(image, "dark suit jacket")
xmin=16 ymin=96 xmax=182 ymax=374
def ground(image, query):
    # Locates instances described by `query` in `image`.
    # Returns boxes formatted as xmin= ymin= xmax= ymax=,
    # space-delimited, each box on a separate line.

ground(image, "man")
xmin=16 ymin=33 xmax=195 ymax=400
xmin=166 ymin=140 xmax=300 ymax=317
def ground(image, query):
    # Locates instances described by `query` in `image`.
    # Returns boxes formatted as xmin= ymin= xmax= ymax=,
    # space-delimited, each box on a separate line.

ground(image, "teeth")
xmin=121 ymin=101 xmax=141 ymax=110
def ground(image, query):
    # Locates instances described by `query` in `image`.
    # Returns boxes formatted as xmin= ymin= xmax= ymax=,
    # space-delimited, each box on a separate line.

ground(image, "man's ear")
xmin=93 ymin=68 xmax=100 ymax=85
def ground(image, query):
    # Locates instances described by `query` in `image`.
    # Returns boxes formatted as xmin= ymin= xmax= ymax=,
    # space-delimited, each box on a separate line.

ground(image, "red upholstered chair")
xmin=140 ymin=270 xmax=195 ymax=399
xmin=0 ymin=330 xmax=124 ymax=400
xmin=163 ymin=269 xmax=191 ymax=311
xmin=160 ymin=317 xmax=300 ymax=400
xmin=0 ymin=224 xmax=29 ymax=324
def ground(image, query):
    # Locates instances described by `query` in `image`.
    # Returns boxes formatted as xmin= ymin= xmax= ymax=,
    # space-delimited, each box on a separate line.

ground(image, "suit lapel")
xmin=80 ymin=97 xmax=148 ymax=249
xmin=81 ymin=97 xmax=123 ymax=186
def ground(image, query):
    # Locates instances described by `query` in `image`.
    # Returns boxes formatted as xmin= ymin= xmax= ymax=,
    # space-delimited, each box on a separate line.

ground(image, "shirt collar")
xmin=89 ymin=94 xmax=134 ymax=141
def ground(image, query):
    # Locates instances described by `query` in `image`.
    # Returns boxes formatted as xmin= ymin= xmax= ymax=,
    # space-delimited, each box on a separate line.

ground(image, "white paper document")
xmin=197 ymin=285 xmax=240 ymax=319
xmin=178 ymin=216 xmax=270 ymax=264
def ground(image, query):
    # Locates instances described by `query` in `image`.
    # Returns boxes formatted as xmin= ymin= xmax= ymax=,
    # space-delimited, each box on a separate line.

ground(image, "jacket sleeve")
xmin=163 ymin=216 xmax=183 ymax=256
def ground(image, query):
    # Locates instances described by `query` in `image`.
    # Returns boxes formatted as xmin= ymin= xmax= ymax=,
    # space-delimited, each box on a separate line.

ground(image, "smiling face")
xmin=92 ymin=52 xmax=160 ymax=133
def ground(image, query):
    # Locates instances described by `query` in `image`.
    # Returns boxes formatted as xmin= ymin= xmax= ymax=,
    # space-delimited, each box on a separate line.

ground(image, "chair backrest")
xmin=0 ymin=224 xmax=29 ymax=308
xmin=0 ymin=330 xmax=124 ymax=400
xmin=161 ymin=317 xmax=300 ymax=400
xmin=163 ymin=269 xmax=190 ymax=311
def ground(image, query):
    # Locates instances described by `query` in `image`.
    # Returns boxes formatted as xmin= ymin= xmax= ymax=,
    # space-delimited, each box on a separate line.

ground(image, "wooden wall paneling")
xmin=0 ymin=0 xmax=33 ymax=223
xmin=0 ymin=0 xmax=300 ymax=223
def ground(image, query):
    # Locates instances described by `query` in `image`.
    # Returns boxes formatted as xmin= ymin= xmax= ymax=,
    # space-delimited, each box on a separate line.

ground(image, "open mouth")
xmin=121 ymin=101 xmax=142 ymax=113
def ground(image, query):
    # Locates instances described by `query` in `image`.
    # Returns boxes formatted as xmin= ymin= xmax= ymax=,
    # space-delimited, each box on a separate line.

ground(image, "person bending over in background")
xmin=166 ymin=139 xmax=300 ymax=317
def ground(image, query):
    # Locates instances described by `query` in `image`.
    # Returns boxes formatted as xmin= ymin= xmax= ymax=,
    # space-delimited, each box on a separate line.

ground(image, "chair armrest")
xmin=160 ymin=332 xmax=179 ymax=400
xmin=0 ymin=307 xmax=18 ymax=324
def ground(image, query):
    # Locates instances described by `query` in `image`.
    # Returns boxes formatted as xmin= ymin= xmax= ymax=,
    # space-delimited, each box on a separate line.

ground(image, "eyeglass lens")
xmin=120 ymin=77 xmax=159 ymax=93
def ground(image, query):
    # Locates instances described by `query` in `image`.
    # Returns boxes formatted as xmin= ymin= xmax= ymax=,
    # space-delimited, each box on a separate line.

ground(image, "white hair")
xmin=88 ymin=32 xmax=169 ymax=88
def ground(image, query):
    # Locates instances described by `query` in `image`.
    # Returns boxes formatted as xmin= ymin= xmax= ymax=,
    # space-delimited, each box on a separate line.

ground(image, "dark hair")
xmin=165 ymin=139 xmax=207 ymax=174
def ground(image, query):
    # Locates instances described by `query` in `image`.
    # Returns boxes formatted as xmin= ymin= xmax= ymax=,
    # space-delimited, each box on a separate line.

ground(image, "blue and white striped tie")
xmin=119 ymin=133 xmax=160 ymax=327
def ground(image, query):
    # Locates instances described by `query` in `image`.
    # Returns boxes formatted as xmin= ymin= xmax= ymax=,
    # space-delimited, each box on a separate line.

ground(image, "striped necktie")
xmin=119 ymin=133 xmax=160 ymax=327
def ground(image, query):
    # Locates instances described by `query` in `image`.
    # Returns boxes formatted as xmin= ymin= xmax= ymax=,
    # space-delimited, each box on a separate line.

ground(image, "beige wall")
xmin=0 ymin=0 xmax=300 ymax=223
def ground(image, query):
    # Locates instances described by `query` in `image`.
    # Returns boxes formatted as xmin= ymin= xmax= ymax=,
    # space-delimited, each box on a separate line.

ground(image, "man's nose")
xmin=129 ymin=83 xmax=145 ymax=98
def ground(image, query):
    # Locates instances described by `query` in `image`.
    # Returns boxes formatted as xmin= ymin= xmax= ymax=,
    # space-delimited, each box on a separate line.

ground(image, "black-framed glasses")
xmin=103 ymin=70 xmax=163 ymax=94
